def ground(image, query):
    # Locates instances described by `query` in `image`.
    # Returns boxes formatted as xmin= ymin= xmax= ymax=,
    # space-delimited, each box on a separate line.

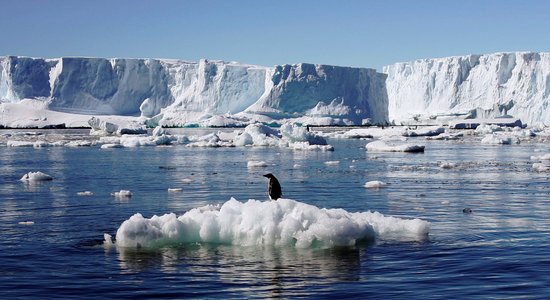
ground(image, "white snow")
xmin=109 ymin=198 xmax=430 ymax=249
xmin=20 ymin=171 xmax=53 ymax=181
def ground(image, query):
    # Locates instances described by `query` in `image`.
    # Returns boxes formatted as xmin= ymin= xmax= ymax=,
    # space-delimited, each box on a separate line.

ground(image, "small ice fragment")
xmin=112 ymin=190 xmax=132 ymax=197
xmin=76 ymin=191 xmax=93 ymax=196
xmin=18 ymin=221 xmax=34 ymax=225
xmin=20 ymin=171 xmax=53 ymax=182
xmin=293 ymin=164 xmax=301 ymax=168
xmin=364 ymin=180 xmax=387 ymax=188
xmin=441 ymin=200 xmax=450 ymax=205
xmin=247 ymin=160 xmax=268 ymax=168
xmin=182 ymin=178 xmax=193 ymax=184
xmin=439 ymin=162 xmax=457 ymax=169
xmin=324 ymin=160 xmax=340 ymax=166
xmin=168 ymin=188 xmax=183 ymax=192
xmin=103 ymin=233 xmax=114 ymax=246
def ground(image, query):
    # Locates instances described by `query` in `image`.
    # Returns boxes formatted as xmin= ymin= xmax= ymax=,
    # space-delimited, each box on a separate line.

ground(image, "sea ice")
xmin=247 ymin=161 xmax=268 ymax=168
xmin=366 ymin=140 xmax=425 ymax=153
xmin=364 ymin=181 xmax=387 ymax=188
xmin=113 ymin=190 xmax=133 ymax=198
xmin=480 ymin=134 xmax=520 ymax=145
xmin=20 ymin=171 xmax=53 ymax=182
xmin=76 ymin=191 xmax=94 ymax=196
xmin=110 ymin=198 xmax=430 ymax=249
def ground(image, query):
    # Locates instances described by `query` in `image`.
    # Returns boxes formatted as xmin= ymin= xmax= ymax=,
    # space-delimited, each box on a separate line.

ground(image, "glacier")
xmin=3 ymin=52 xmax=550 ymax=128
xmin=0 ymin=56 xmax=388 ymax=128
xmin=384 ymin=52 xmax=550 ymax=126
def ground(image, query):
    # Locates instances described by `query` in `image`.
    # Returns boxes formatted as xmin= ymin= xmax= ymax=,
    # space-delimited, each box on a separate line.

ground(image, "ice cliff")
xmin=0 ymin=56 xmax=388 ymax=127
xmin=384 ymin=52 xmax=550 ymax=126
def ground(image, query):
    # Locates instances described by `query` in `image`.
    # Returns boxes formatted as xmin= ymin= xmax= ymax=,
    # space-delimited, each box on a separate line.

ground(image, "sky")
xmin=1 ymin=0 xmax=549 ymax=70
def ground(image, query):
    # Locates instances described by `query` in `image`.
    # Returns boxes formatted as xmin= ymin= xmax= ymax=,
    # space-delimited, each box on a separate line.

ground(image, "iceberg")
xmin=0 ymin=56 xmax=389 ymax=127
xmin=384 ymin=52 xmax=550 ymax=126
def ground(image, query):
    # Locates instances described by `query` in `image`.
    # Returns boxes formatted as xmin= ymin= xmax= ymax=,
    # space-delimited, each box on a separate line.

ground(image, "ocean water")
xmin=1 ymin=129 xmax=550 ymax=299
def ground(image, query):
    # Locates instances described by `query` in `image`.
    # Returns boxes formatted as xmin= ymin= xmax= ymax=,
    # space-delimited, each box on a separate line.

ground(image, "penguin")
xmin=263 ymin=173 xmax=282 ymax=200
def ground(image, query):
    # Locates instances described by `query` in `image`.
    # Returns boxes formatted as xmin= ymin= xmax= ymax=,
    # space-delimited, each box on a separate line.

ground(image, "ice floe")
xmin=109 ymin=198 xmax=430 ymax=249
xmin=113 ymin=190 xmax=133 ymax=198
xmin=364 ymin=181 xmax=388 ymax=188
xmin=76 ymin=191 xmax=94 ymax=196
xmin=480 ymin=134 xmax=521 ymax=145
xmin=247 ymin=160 xmax=268 ymax=168
xmin=366 ymin=140 xmax=425 ymax=153
xmin=531 ymin=154 xmax=550 ymax=172
xmin=20 ymin=171 xmax=53 ymax=182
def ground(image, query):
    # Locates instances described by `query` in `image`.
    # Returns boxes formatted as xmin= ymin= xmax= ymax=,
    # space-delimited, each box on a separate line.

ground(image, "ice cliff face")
xmin=246 ymin=63 xmax=388 ymax=125
xmin=384 ymin=52 xmax=550 ymax=125
xmin=0 ymin=56 xmax=388 ymax=126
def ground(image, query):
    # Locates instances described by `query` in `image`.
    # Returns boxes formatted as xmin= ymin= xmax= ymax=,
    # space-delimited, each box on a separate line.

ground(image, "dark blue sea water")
xmin=1 ymin=129 xmax=549 ymax=299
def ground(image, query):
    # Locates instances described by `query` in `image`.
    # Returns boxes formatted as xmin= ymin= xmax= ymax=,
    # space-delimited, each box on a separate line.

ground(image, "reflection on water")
xmin=114 ymin=244 xmax=363 ymax=297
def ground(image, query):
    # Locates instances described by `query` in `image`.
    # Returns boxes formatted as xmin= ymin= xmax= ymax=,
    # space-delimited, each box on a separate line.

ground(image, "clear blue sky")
xmin=1 ymin=0 xmax=549 ymax=70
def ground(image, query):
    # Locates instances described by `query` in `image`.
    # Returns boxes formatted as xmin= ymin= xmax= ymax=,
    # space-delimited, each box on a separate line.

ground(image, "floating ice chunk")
xmin=111 ymin=198 xmax=430 ymax=249
xmin=426 ymin=132 xmax=464 ymax=140
xmin=364 ymin=181 xmax=387 ymax=188
xmin=182 ymin=178 xmax=193 ymax=184
xmin=7 ymin=140 xmax=38 ymax=147
xmin=89 ymin=117 xmax=146 ymax=136
xmin=402 ymin=126 xmax=445 ymax=137
xmin=103 ymin=233 xmax=114 ymax=247
xmin=152 ymin=126 xmax=167 ymax=137
xmin=532 ymin=163 xmax=550 ymax=172
xmin=439 ymin=162 xmax=457 ymax=169
xmin=531 ymin=154 xmax=550 ymax=161
xmin=65 ymin=140 xmax=94 ymax=147
xmin=18 ymin=221 xmax=35 ymax=225
xmin=324 ymin=160 xmax=340 ymax=166
xmin=533 ymin=162 xmax=550 ymax=172
xmin=366 ymin=140 xmax=425 ymax=153
xmin=168 ymin=188 xmax=183 ymax=192
xmin=343 ymin=127 xmax=404 ymax=139
xmin=279 ymin=123 xmax=328 ymax=145
xmin=480 ymin=134 xmax=520 ymax=145
xmin=76 ymin=191 xmax=94 ymax=196
xmin=531 ymin=154 xmax=550 ymax=172
xmin=289 ymin=142 xmax=334 ymax=151
xmin=186 ymin=133 xmax=234 ymax=148
xmin=247 ymin=160 xmax=268 ymax=168
xmin=100 ymin=143 xmax=123 ymax=149
xmin=20 ymin=171 xmax=53 ymax=182
xmin=475 ymin=124 xmax=504 ymax=134
xmin=113 ymin=190 xmax=133 ymax=198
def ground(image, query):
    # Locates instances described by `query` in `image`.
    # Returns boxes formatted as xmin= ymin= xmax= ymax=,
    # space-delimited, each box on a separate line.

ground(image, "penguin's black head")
xmin=263 ymin=173 xmax=273 ymax=178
